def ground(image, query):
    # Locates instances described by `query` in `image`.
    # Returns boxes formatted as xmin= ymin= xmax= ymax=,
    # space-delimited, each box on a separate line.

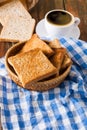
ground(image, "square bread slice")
xmin=49 ymin=39 xmax=62 ymax=49
xmin=50 ymin=48 xmax=66 ymax=69
xmin=50 ymin=51 xmax=64 ymax=70
xmin=8 ymin=49 xmax=57 ymax=88
xmin=0 ymin=0 xmax=31 ymax=25
xmin=20 ymin=34 xmax=54 ymax=57
xmin=50 ymin=48 xmax=66 ymax=75
xmin=0 ymin=15 xmax=35 ymax=42
xmin=61 ymin=54 xmax=72 ymax=70
xmin=0 ymin=0 xmax=35 ymax=42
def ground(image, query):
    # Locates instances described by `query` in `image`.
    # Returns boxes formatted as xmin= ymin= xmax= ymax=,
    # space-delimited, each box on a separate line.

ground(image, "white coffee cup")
xmin=45 ymin=9 xmax=80 ymax=37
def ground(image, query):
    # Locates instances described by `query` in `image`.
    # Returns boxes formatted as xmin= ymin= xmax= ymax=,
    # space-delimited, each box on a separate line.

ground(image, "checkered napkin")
xmin=0 ymin=38 xmax=87 ymax=130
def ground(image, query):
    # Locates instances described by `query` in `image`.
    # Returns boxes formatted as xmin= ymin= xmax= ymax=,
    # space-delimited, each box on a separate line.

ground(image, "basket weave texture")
xmin=5 ymin=42 xmax=72 ymax=91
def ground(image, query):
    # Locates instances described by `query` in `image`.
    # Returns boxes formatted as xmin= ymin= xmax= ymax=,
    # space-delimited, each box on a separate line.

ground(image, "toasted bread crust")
xmin=20 ymin=34 xmax=54 ymax=57
xmin=61 ymin=54 xmax=72 ymax=70
xmin=8 ymin=49 xmax=57 ymax=88
xmin=49 ymin=39 xmax=62 ymax=49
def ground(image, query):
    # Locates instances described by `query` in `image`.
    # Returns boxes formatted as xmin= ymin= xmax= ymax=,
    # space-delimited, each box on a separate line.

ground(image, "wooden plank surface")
xmin=0 ymin=0 xmax=87 ymax=58
xmin=30 ymin=0 xmax=64 ymax=22
xmin=65 ymin=0 xmax=87 ymax=41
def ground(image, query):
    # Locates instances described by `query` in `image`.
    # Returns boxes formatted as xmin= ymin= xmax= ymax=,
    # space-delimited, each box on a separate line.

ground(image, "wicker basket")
xmin=5 ymin=42 xmax=72 ymax=91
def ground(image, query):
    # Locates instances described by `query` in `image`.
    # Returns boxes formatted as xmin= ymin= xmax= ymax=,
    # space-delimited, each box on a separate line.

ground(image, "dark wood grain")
xmin=0 ymin=0 xmax=87 ymax=58
xmin=65 ymin=0 xmax=87 ymax=41
xmin=0 ymin=42 xmax=14 ymax=58
xmin=30 ymin=0 xmax=64 ymax=23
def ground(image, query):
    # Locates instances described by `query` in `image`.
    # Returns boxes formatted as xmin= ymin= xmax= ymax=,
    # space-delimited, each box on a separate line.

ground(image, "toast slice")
xmin=0 ymin=0 xmax=31 ymax=25
xmin=53 ymin=47 xmax=67 ymax=54
xmin=0 ymin=15 xmax=35 ymax=42
xmin=50 ymin=52 xmax=64 ymax=70
xmin=8 ymin=49 xmax=57 ymax=88
xmin=50 ymin=48 xmax=67 ymax=75
xmin=20 ymin=34 xmax=54 ymax=57
xmin=61 ymin=54 xmax=72 ymax=70
xmin=0 ymin=0 xmax=35 ymax=42
xmin=49 ymin=39 xmax=62 ymax=49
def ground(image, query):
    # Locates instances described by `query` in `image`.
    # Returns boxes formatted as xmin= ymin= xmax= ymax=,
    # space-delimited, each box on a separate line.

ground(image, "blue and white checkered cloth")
xmin=0 ymin=37 xmax=87 ymax=130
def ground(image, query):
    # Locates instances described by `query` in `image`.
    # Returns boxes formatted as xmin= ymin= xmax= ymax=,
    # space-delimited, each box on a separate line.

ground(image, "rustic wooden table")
xmin=0 ymin=0 xmax=87 ymax=58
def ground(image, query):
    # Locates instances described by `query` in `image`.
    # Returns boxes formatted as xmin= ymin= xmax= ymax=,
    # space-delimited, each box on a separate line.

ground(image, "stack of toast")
xmin=7 ymin=34 xmax=72 ymax=89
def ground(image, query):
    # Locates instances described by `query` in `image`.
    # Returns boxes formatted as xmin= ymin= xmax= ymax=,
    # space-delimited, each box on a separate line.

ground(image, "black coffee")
xmin=47 ymin=11 xmax=72 ymax=25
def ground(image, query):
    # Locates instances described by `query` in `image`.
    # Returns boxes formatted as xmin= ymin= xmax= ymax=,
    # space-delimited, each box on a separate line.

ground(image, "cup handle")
xmin=74 ymin=17 xmax=80 ymax=26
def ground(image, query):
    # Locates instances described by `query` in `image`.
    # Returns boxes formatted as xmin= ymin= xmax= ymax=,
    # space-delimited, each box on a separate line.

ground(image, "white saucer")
xmin=35 ymin=19 xmax=80 ymax=40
